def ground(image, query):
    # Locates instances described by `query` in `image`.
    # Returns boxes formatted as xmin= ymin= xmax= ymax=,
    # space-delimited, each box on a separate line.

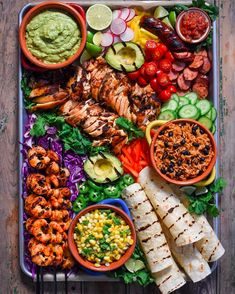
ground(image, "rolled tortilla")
xmin=162 ymin=224 xmax=211 ymax=283
xmin=152 ymin=260 xmax=186 ymax=294
xmin=122 ymin=183 xmax=173 ymax=273
xmin=169 ymin=184 xmax=225 ymax=262
xmin=139 ymin=167 xmax=204 ymax=246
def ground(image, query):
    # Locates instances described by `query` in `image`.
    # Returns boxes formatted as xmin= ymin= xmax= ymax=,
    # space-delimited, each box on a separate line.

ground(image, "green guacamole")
xmin=26 ymin=10 xmax=81 ymax=64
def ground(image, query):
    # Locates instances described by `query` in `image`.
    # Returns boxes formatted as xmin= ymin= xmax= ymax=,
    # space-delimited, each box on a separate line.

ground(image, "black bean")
xmin=199 ymin=157 xmax=205 ymax=163
xmin=168 ymin=131 xmax=173 ymax=137
xmin=193 ymin=142 xmax=200 ymax=147
xmin=201 ymin=148 xmax=209 ymax=155
xmin=186 ymin=160 xmax=191 ymax=165
xmin=182 ymin=150 xmax=190 ymax=155
xmin=180 ymin=138 xmax=186 ymax=145
xmin=197 ymin=170 xmax=203 ymax=175
xmin=173 ymin=143 xmax=180 ymax=149
xmin=168 ymin=155 xmax=174 ymax=160
xmin=164 ymin=141 xmax=169 ymax=147
xmin=159 ymin=130 xmax=165 ymax=135
xmin=162 ymin=152 xmax=168 ymax=160
xmin=192 ymin=125 xmax=198 ymax=135
xmin=161 ymin=168 xmax=167 ymax=174
xmin=200 ymin=128 xmax=205 ymax=134
xmin=175 ymin=171 xmax=182 ymax=177
xmin=168 ymin=166 xmax=174 ymax=173
xmin=177 ymin=159 xmax=183 ymax=166
xmin=205 ymin=145 xmax=210 ymax=150
xmin=169 ymin=161 xmax=175 ymax=167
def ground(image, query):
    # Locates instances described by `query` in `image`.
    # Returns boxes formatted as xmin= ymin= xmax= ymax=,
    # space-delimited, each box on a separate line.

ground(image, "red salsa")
xmin=180 ymin=11 xmax=209 ymax=41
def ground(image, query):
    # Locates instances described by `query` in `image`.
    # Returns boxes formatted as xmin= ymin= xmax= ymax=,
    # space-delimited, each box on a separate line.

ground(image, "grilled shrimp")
xmin=26 ymin=174 xmax=51 ymax=196
xmin=61 ymin=247 xmax=75 ymax=269
xmin=48 ymin=188 xmax=71 ymax=209
xmin=57 ymin=168 xmax=70 ymax=187
xmin=45 ymin=161 xmax=60 ymax=175
xmin=50 ymin=210 xmax=70 ymax=222
xmin=28 ymin=146 xmax=50 ymax=170
xmin=30 ymin=219 xmax=51 ymax=243
xmin=28 ymin=238 xmax=54 ymax=267
xmin=25 ymin=217 xmax=37 ymax=234
xmin=46 ymin=174 xmax=60 ymax=188
xmin=49 ymin=221 xmax=64 ymax=244
xmin=50 ymin=244 xmax=64 ymax=266
xmin=47 ymin=150 xmax=60 ymax=163
xmin=25 ymin=195 xmax=52 ymax=218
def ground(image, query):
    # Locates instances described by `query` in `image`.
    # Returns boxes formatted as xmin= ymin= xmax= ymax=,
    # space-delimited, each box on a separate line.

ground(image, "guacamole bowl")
xmin=19 ymin=1 xmax=87 ymax=70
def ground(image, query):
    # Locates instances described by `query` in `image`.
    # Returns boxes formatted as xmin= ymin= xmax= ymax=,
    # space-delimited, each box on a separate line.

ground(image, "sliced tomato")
xmin=145 ymin=40 xmax=158 ymax=52
xmin=165 ymin=51 xmax=175 ymax=62
xmin=159 ymin=89 xmax=172 ymax=101
xmin=167 ymin=85 xmax=177 ymax=93
xmin=138 ymin=76 xmax=148 ymax=87
xmin=157 ymin=73 xmax=170 ymax=87
xmin=127 ymin=70 xmax=140 ymax=81
xmin=150 ymin=78 xmax=162 ymax=93
xmin=151 ymin=48 xmax=163 ymax=61
xmin=159 ymin=59 xmax=172 ymax=73
xmin=145 ymin=62 xmax=158 ymax=77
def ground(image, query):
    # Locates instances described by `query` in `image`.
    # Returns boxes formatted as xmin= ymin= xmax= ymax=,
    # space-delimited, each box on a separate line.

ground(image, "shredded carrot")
xmin=123 ymin=163 xmax=139 ymax=178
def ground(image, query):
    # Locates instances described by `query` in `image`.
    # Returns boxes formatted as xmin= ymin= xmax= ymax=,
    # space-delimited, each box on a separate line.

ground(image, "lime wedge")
xmin=86 ymin=4 xmax=112 ymax=31
xmin=125 ymin=258 xmax=145 ymax=273
xmin=154 ymin=6 xmax=169 ymax=19
xmin=162 ymin=17 xmax=174 ymax=30
xmin=169 ymin=11 xmax=177 ymax=27
xmin=180 ymin=186 xmax=196 ymax=196
xmin=85 ymin=42 xmax=102 ymax=57
xmin=87 ymin=31 xmax=94 ymax=44
xmin=80 ymin=49 xmax=92 ymax=63
xmin=93 ymin=32 xmax=103 ymax=46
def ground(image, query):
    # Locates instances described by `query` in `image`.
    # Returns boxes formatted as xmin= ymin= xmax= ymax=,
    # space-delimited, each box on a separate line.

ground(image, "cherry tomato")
xmin=127 ymin=70 xmax=140 ymax=81
xmin=157 ymin=43 xmax=168 ymax=55
xmin=159 ymin=90 xmax=172 ymax=101
xmin=159 ymin=59 xmax=172 ymax=73
xmin=157 ymin=73 xmax=170 ymax=87
xmin=165 ymin=51 xmax=174 ymax=62
xmin=138 ymin=76 xmax=148 ymax=87
xmin=145 ymin=40 xmax=158 ymax=52
xmin=156 ymin=69 xmax=163 ymax=76
xmin=145 ymin=62 xmax=158 ymax=77
xmin=139 ymin=65 xmax=146 ymax=77
xmin=167 ymin=85 xmax=177 ymax=93
xmin=145 ymin=50 xmax=152 ymax=61
xmin=150 ymin=78 xmax=162 ymax=93
xmin=151 ymin=48 xmax=163 ymax=61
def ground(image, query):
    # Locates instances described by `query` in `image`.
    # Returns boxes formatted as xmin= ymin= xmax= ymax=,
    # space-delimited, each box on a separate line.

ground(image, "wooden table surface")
xmin=0 ymin=0 xmax=234 ymax=293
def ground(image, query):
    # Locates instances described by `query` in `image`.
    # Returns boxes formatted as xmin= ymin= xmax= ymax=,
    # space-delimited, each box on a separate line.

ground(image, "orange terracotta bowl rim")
xmin=68 ymin=204 xmax=137 ymax=272
xmin=19 ymin=1 xmax=87 ymax=70
xmin=150 ymin=119 xmax=217 ymax=186
xmin=175 ymin=8 xmax=211 ymax=44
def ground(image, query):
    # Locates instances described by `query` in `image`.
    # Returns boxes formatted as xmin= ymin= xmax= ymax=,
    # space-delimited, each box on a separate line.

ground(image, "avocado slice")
xmin=105 ymin=42 xmax=145 ymax=72
xmin=84 ymin=152 xmax=123 ymax=184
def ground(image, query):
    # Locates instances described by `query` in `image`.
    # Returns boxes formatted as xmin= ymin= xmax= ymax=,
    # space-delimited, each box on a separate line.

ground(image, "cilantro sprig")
xmin=116 ymin=117 xmax=144 ymax=142
xmin=187 ymin=178 xmax=226 ymax=217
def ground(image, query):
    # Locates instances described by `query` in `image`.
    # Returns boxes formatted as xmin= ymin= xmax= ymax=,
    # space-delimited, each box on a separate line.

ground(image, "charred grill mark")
xmin=157 ymin=242 xmax=167 ymax=249
xmin=208 ymin=241 xmax=220 ymax=261
xmin=158 ymin=274 xmax=172 ymax=286
xmin=174 ymin=228 xmax=188 ymax=242
xmin=142 ymin=236 xmax=151 ymax=243
xmin=137 ymin=220 xmax=158 ymax=232
xmin=146 ymin=248 xmax=154 ymax=254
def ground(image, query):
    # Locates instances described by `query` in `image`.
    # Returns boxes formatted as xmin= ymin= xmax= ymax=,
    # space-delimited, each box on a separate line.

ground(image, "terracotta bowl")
xmin=175 ymin=8 xmax=211 ymax=44
xmin=68 ymin=204 xmax=137 ymax=272
xmin=19 ymin=1 xmax=87 ymax=70
xmin=150 ymin=119 xmax=216 ymax=186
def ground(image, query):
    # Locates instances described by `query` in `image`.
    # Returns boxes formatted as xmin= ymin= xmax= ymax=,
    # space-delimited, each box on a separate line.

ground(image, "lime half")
xmin=162 ymin=17 xmax=174 ymax=30
xmin=93 ymin=32 xmax=103 ymax=46
xmin=125 ymin=258 xmax=145 ymax=273
xmin=85 ymin=42 xmax=102 ymax=57
xmin=154 ymin=6 xmax=169 ymax=19
xmin=86 ymin=4 xmax=112 ymax=31
xmin=80 ymin=49 xmax=92 ymax=63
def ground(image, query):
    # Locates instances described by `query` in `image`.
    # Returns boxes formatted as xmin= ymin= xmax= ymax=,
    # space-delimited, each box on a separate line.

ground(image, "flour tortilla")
xmin=122 ymin=183 xmax=173 ymax=273
xmin=152 ymin=260 xmax=186 ymax=294
xmin=139 ymin=167 xmax=204 ymax=246
xmin=162 ymin=224 xmax=211 ymax=283
xmin=169 ymin=184 xmax=225 ymax=262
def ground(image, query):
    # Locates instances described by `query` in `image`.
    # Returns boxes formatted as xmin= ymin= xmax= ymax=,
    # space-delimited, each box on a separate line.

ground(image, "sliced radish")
xmin=120 ymin=8 xmax=130 ymax=21
xmin=104 ymin=28 xmax=112 ymax=34
xmin=112 ymin=9 xmax=121 ymax=20
xmin=113 ymin=35 xmax=121 ymax=43
xmin=126 ymin=8 xmax=136 ymax=22
xmin=120 ymin=27 xmax=134 ymax=42
xmin=100 ymin=32 xmax=114 ymax=47
xmin=110 ymin=18 xmax=127 ymax=35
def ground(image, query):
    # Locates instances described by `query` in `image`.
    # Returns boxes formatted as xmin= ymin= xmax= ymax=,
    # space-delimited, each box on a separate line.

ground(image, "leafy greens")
xmin=116 ymin=117 xmax=144 ymax=142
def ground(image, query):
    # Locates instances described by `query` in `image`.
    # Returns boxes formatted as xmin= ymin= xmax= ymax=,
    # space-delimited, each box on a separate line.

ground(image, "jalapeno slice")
xmin=118 ymin=180 xmax=127 ymax=191
xmin=104 ymin=185 xmax=119 ymax=197
xmin=89 ymin=190 xmax=105 ymax=202
xmin=73 ymin=196 xmax=87 ymax=213
xmin=78 ymin=182 xmax=89 ymax=194
xmin=87 ymin=180 xmax=103 ymax=191
xmin=122 ymin=174 xmax=135 ymax=185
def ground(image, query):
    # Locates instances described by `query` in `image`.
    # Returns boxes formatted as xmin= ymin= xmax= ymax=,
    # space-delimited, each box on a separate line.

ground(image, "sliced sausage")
xmin=183 ymin=67 xmax=198 ymax=81
xmin=189 ymin=55 xmax=204 ymax=69
xmin=199 ymin=57 xmax=211 ymax=74
xmin=168 ymin=70 xmax=179 ymax=81
xmin=196 ymin=49 xmax=208 ymax=57
xmin=194 ymin=74 xmax=209 ymax=86
xmin=177 ymin=73 xmax=191 ymax=91
xmin=192 ymin=83 xmax=208 ymax=99
xmin=172 ymin=61 xmax=186 ymax=72
xmin=173 ymin=52 xmax=194 ymax=61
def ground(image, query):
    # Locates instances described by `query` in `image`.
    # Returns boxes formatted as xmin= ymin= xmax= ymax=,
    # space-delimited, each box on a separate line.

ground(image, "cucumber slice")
xmin=205 ymin=109 xmax=212 ymax=120
xmin=198 ymin=116 xmax=213 ymax=130
xmin=161 ymin=99 xmax=178 ymax=112
xmin=171 ymin=93 xmax=179 ymax=103
xmin=211 ymin=107 xmax=217 ymax=121
xmin=178 ymin=96 xmax=189 ymax=108
xmin=178 ymin=104 xmax=200 ymax=119
xmin=180 ymin=186 xmax=196 ymax=196
xmin=154 ymin=6 xmax=169 ymax=19
xmin=211 ymin=124 xmax=216 ymax=134
xmin=158 ymin=110 xmax=176 ymax=121
xmin=195 ymin=187 xmax=208 ymax=196
xmin=196 ymin=100 xmax=211 ymax=116
xmin=185 ymin=92 xmax=198 ymax=105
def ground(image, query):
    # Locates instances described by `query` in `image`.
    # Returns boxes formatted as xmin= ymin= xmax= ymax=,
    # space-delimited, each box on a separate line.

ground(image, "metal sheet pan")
xmin=18 ymin=1 xmax=220 ymax=282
